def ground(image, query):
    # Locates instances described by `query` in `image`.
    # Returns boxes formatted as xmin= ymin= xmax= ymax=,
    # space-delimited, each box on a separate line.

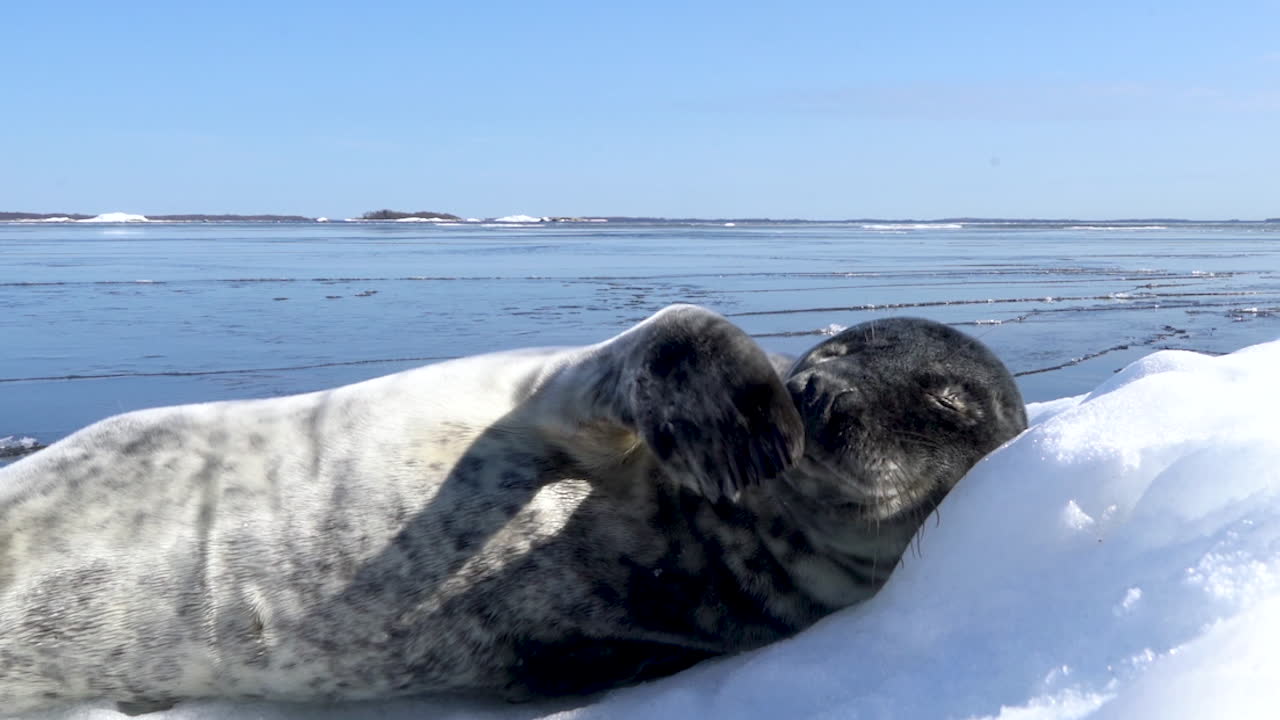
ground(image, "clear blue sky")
xmin=3 ymin=1 xmax=1278 ymax=219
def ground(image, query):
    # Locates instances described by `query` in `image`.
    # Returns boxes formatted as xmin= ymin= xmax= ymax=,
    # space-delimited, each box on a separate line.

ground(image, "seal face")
xmin=0 ymin=305 xmax=1025 ymax=712
xmin=784 ymin=317 xmax=1027 ymax=524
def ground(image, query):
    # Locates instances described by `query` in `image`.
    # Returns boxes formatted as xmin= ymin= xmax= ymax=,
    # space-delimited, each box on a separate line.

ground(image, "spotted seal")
xmin=0 ymin=304 xmax=1026 ymax=712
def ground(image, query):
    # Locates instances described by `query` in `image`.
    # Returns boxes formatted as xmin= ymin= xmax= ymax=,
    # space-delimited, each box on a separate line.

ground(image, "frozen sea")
xmin=3 ymin=220 xmax=1280 ymax=719
xmin=2 ymin=219 xmax=1277 ymax=452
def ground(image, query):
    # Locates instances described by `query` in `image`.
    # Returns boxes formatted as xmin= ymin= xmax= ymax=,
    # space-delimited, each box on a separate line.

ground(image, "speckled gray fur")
xmin=0 ymin=304 xmax=1027 ymax=712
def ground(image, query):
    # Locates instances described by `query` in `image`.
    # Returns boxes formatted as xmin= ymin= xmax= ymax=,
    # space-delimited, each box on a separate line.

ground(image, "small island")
xmin=0 ymin=436 xmax=45 ymax=459
xmin=358 ymin=209 xmax=462 ymax=221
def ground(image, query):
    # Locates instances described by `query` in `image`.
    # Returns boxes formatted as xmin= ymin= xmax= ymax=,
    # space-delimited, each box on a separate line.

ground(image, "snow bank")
xmin=14 ymin=339 xmax=1280 ymax=720
xmin=74 ymin=212 xmax=150 ymax=223
xmin=492 ymin=214 xmax=544 ymax=223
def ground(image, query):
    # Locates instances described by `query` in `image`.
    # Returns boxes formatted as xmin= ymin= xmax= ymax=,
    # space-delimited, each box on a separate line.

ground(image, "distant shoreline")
xmin=2 ymin=211 xmax=1278 ymax=225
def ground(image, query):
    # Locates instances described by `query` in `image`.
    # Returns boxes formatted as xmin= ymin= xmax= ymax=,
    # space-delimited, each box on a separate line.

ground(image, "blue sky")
xmin=3 ymin=1 xmax=1278 ymax=219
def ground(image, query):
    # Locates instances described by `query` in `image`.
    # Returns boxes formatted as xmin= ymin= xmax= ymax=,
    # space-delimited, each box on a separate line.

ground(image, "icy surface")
xmin=491 ymin=214 xmax=544 ymax=223
xmin=861 ymin=222 xmax=964 ymax=230
xmin=9 ymin=340 xmax=1280 ymax=720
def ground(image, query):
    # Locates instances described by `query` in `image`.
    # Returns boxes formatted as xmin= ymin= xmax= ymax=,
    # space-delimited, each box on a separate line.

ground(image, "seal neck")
xmin=750 ymin=469 xmax=925 ymax=602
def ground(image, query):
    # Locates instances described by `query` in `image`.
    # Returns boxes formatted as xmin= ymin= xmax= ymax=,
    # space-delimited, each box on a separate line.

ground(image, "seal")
xmin=0 ymin=304 xmax=1026 ymax=712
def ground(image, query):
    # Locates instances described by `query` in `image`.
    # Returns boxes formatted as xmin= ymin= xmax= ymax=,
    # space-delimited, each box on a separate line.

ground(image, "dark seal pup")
xmin=0 ymin=304 xmax=1026 ymax=712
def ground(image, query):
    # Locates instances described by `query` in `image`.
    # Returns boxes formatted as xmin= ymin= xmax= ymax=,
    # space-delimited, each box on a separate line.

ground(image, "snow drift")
xmin=11 ymin=339 xmax=1280 ymax=720
xmin=491 ymin=214 xmax=544 ymax=223
xmin=74 ymin=212 xmax=150 ymax=223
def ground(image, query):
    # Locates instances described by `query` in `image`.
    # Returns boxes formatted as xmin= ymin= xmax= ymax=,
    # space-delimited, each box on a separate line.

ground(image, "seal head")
xmin=784 ymin=317 xmax=1027 ymax=523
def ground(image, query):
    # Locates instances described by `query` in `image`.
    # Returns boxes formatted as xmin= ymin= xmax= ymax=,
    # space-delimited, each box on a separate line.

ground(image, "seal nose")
xmin=802 ymin=374 xmax=820 ymax=404
xmin=788 ymin=372 xmax=823 ymax=416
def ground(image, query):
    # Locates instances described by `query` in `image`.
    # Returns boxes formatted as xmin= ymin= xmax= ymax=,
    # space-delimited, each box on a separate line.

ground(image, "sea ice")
xmin=492 ymin=214 xmax=544 ymax=223
xmin=861 ymin=223 xmax=964 ymax=230
xmin=9 ymin=338 xmax=1280 ymax=720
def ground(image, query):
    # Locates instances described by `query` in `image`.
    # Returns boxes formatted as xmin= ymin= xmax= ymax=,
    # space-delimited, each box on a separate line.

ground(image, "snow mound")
xmin=492 ymin=214 xmax=544 ymax=223
xmin=12 ymin=339 xmax=1280 ymax=720
xmin=75 ymin=212 xmax=150 ymax=223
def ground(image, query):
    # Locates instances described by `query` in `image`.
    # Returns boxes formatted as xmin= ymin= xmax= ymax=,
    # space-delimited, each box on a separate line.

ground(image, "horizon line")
xmin=3 ymin=210 xmax=1279 ymax=225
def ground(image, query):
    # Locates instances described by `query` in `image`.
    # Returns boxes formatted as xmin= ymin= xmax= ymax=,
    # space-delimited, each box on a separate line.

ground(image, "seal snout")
xmin=787 ymin=371 xmax=866 ymax=466
xmin=789 ymin=371 xmax=850 ymax=420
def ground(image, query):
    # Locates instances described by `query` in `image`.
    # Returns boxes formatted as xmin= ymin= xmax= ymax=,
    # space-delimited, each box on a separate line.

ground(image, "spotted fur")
xmin=0 ymin=304 xmax=1026 ymax=712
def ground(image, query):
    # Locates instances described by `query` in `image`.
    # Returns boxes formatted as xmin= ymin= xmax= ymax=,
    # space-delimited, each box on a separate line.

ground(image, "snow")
xmin=0 ymin=436 xmax=41 ymax=457
xmin=74 ymin=212 xmax=150 ymax=223
xmin=492 ymin=214 xmax=544 ymax=223
xmin=11 ymin=339 xmax=1280 ymax=720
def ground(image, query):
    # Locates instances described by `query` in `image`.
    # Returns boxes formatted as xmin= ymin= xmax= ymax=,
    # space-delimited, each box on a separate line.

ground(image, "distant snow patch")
xmin=0 ymin=436 xmax=43 ymax=458
xmin=75 ymin=212 xmax=150 ymax=223
xmin=493 ymin=215 xmax=544 ymax=223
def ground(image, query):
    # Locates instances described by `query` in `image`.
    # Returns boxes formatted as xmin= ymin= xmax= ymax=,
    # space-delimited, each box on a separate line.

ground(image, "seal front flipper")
xmin=628 ymin=305 xmax=805 ymax=501
xmin=536 ymin=304 xmax=804 ymax=501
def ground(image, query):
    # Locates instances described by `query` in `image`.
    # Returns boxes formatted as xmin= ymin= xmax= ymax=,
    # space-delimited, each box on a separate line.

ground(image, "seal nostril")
xmin=804 ymin=375 xmax=820 ymax=401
